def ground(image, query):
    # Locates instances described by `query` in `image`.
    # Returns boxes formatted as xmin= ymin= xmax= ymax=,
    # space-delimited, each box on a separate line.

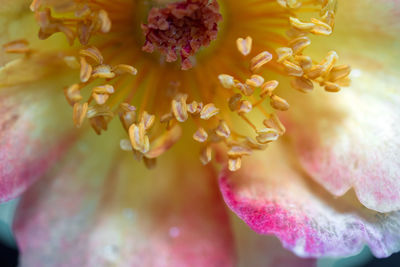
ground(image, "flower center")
xmin=142 ymin=0 xmax=223 ymax=70
xmin=6 ymin=0 xmax=350 ymax=171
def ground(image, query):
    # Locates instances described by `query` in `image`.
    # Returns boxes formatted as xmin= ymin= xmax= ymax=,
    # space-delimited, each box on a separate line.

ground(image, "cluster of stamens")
xmin=30 ymin=0 xmax=112 ymax=45
xmin=276 ymin=0 xmax=351 ymax=93
xmin=2 ymin=0 xmax=351 ymax=171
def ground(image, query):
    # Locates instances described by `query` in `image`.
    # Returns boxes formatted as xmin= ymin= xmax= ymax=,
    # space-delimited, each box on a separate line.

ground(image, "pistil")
xmin=141 ymin=0 xmax=222 ymax=70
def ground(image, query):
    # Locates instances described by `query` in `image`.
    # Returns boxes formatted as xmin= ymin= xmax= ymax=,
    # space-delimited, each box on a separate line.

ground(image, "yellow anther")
xmin=270 ymin=95 xmax=290 ymax=111
xmin=3 ymin=39 xmax=30 ymax=54
xmin=87 ymin=105 xmax=113 ymax=120
xmin=30 ymin=0 xmax=41 ymax=11
xmin=263 ymin=114 xmax=286 ymax=134
xmin=277 ymin=0 xmax=301 ymax=9
xmin=80 ymin=57 xmax=92 ymax=83
xmin=306 ymin=65 xmax=324 ymax=79
xmin=256 ymin=128 xmax=280 ymax=144
xmin=200 ymin=146 xmax=212 ymax=165
xmin=243 ymin=138 xmax=264 ymax=150
xmin=97 ymin=9 xmax=112 ymax=33
xmin=324 ymin=81 xmax=341 ymax=92
xmin=291 ymin=77 xmax=314 ymax=93
xmin=141 ymin=111 xmax=156 ymax=130
xmin=216 ymin=120 xmax=231 ymax=138
xmin=200 ymin=103 xmax=219 ymax=120
xmin=322 ymin=10 xmax=335 ymax=28
xmin=92 ymin=93 xmax=109 ymax=105
xmin=246 ymin=75 xmax=265 ymax=88
xmin=228 ymin=157 xmax=242 ymax=172
xmin=289 ymin=17 xmax=315 ymax=31
xmin=294 ymin=55 xmax=313 ymax=71
xmin=73 ymin=102 xmax=88 ymax=128
xmin=218 ymin=74 xmax=235 ymax=89
xmin=276 ymin=47 xmax=293 ymax=63
xmin=228 ymin=94 xmax=242 ymax=111
xmin=187 ymin=101 xmax=202 ymax=114
xmin=79 ymin=46 xmax=104 ymax=64
xmin=260 ymin=80 xmax=279 ymax=98
xmin=236 ymin=36 xmax=252 ymax=56
xmin=238 ymin=100 xmax=252 ymax=114
xmin=92 ymin=64 xmax=115 ymax=79
xmin=129 ymin=122 xmax=150 ymax=154
xmin=283 ymin=60 xmax=303 ymax=77
xmin=113 ymin=64 xmax=138 ymax=76
xmin=250 ymin=51 xmax=272 ymax=72
xmin=119 ymin=103 xmax=137 ymax=131
xmin=318 ymin=51 xmax=339 ymax=77
xmin=329 ymin=64 xmax=351 ymax=82
xmin=89 ymin=116 xmax=110 ymax=135
xmin=310 ymin=18 xmax=332 ymax=36
xmin=193 ymin=128 xmax=208 ymax=143
xmin=172 ymin=94 xmax=189 ymax=122
xmin=235 ymin=82 xmax=254 ymax=96
xmin=289 ymin=36 xmax=311 ymax=54
xmin=120 ymin=139 xmax=133 ymax=151
xmin=93 ymin=84 xmax=115 ymax=94
xmin=228 ymin=146 xmax=252 ymax=157
xmin=64 ymin=84 xmax=82 ymax=106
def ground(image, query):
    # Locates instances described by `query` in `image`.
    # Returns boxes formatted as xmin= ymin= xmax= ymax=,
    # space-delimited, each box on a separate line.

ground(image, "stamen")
xmin=172 ymin=94 xmax=189 ymax=122
xmin=236 ymin=36 xmax=252 ymax=56
xmin=256 ymin=128 xmax=280 ymax=144
xmin=250 ymin=51 xmax=273 ymax=72
xmin=228 ymin=157 xmax=241 ymax=172
xmin=73 ymin=102 xmax=88 ymax=128
xmin=2 ymin=39 xmax=30 ymax=54
xmin=200 ymin=146 xmax=212 ymax=165
xmin=270 ymin=95 xmax=290 ymax=111
xmin=79 ymin=57 xmax=92 ymax=83
xmin=193 ymin=128 xmax=208 ymax=143
xmin=200 ymin=103 xmax=219 ymax=120
xmin=218 ymin=74 xmax=235 ymax=89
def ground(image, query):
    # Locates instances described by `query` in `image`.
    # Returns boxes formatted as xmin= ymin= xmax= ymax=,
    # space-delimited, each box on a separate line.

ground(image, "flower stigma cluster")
xmin=4 ymin=0 xmax=351 ymax=171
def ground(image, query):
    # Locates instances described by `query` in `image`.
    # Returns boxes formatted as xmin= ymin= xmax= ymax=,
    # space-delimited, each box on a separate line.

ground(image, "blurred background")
xmin=1 ymin=199 xmax=399 ymax=267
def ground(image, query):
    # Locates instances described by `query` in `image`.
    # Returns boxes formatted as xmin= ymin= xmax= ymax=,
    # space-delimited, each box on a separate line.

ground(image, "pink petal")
xmin=286 ymin=59 xmax=400 ymax=213
xmin=14 ymin=137 xmax=235 ymax=266
xmin=0 ymin=80 xmax=77 ymax=202
xmin=231 ymin=214 xmax=316 ymax=267
xmin=284 ymin=0 xmax=400 ymax=212
xmin=219 ymin=145 xmax=400 ymax=258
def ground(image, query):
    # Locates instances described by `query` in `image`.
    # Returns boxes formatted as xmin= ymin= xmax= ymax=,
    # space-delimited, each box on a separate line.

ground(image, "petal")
xmin=219 ymin=144 xmax=400 ymax=258
xmin=0 ymin=74 xmax=77 ymax=202
xmin=231 ymin=214 xmax=316 ymax=267
xmin=285 ymin=56 xmax=400 ymax=213
xmin=14 ymin=137 xmax=235 ymax=266
xmin=335 ymin=0 xmax=400 ymax=67
xmin=281 ymin=0 xmax=400 ymax=213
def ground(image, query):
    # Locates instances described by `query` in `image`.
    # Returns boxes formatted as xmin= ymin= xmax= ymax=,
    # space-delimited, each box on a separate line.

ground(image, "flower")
xmin=1 ymin=0 xmax=400 ymax=265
